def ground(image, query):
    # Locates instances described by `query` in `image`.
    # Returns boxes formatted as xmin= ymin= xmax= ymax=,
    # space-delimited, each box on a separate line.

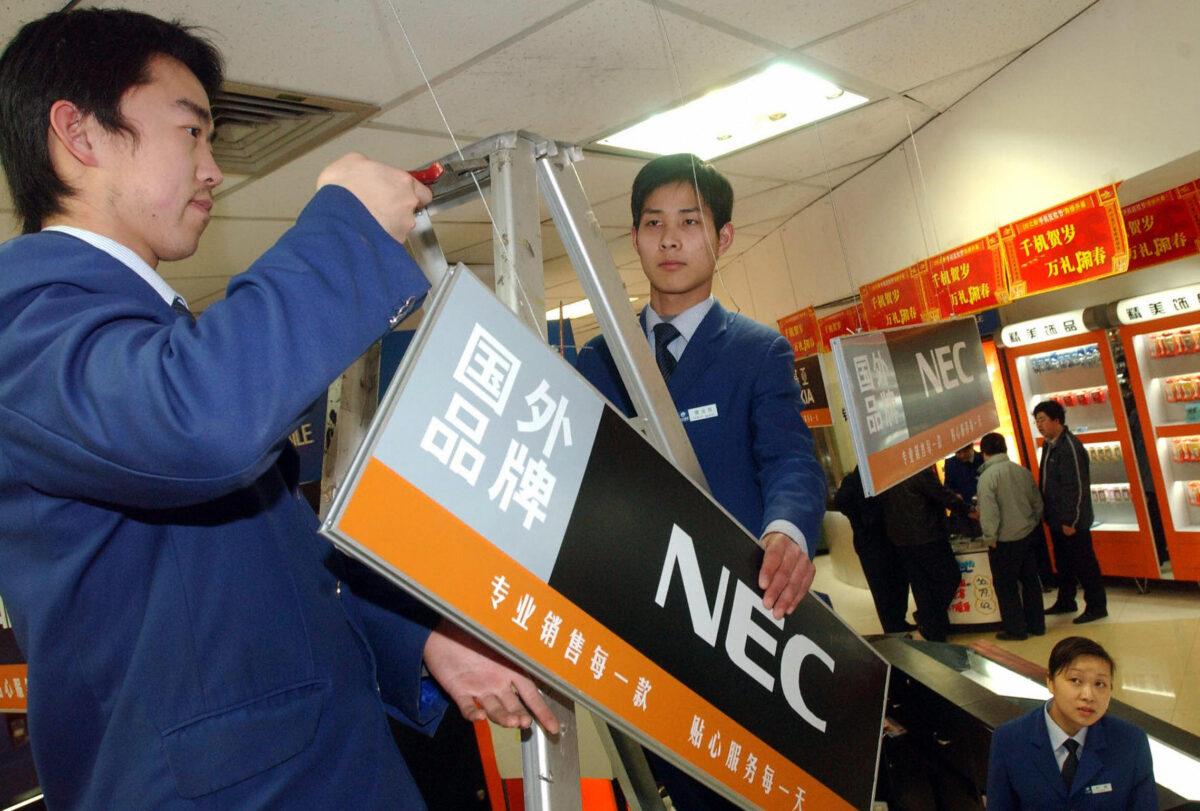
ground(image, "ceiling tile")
xmin=803 ymin=0 xmax=1092 ymax=92
xmin=734 ymin=184 xmax=825 ymax=232
xmin=668 ymin=0 xmax=912 ymax=49
xmin=373 ymin=0 xmax=770 ymax=143
xmin=714 ymin=98 xmax=932 ymax=182
xmin=90 ymin=0 xmax=580 ymax=107
xmin=737 ymin=216 xmax=789 ymax=237
xmin=905 ymin=52 xmax=1020 ymax=112
xmin=215 ymin=127 xmax=454 ymax=218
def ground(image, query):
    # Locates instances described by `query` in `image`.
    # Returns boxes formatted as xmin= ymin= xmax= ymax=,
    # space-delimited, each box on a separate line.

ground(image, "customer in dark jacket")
xmin=944 ymin=444 xmax=984 ymax=537
xmin=834 ymin=467 xmax=911 ymax=633
xmin=881 ymin=467 xmax=966 ymax=642
xmin=1034 ymin=401 xmax=1107 ymax=624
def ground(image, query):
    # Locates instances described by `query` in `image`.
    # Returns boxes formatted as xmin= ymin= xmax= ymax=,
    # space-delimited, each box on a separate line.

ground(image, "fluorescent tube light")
xmin=597 ymin=62 xmax=868 ymax=160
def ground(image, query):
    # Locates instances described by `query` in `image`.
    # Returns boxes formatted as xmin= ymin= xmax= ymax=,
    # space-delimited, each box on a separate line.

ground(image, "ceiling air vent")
xmin=210 ymin=81 xmax=379 ymax=183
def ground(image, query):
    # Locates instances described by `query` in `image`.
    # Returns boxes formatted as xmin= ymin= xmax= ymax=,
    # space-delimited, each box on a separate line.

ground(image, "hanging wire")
xmin=813 ymin=121 xmax=864 ymax=331
xmin=648 ymin=0 xmax=741 ymax=313
xmin=904 ymin=111 xmax=952 ymax=316
xmin=382 ymin=0 xmax=542 ymax=328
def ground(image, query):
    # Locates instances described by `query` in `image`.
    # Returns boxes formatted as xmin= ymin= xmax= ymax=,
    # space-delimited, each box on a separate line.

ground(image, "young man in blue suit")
xmin=0 ymin=9 xmax=554 ymax=808
xmin=987 ymin=636 xmax=1156 ymax=809
xmin=576 ymin=153 xmax=827 ymax=808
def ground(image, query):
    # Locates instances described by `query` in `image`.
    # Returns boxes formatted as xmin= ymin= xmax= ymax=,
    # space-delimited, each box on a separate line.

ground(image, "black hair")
xmin=1048 ymin=636 xmax=1115 ymax=678
xmin=630 ymin=153 xmax=734 ymax=233
xmin=979 ymin=432 xmax=1006 ymax=455
xmin=1033 ymin=399 xmax=1067 ymax=425
xmin=0 ymin=9 xmax=223 ymax=234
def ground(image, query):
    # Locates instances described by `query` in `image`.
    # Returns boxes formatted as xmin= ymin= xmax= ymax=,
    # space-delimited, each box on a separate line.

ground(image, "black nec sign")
xmin=549 ymin=409 xmax=888 ymax=810
xmin=887 ymin=317 xmax=992 ymax=437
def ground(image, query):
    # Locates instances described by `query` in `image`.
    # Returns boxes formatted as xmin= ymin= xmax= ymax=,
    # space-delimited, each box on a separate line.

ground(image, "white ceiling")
xmin=0 ymin=0 xmax=1094 ymax=316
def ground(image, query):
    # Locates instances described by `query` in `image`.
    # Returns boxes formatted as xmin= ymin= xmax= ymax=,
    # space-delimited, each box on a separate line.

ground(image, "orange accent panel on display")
xmin=338 ymin=459 xmax=851 ymax=810
xmin=817 ymin=305 xmax=866 ymax=352
xmin=928 ymin=234 xmax=1010 ymax=317
xmin=1123 ymin=180 xmax=1200 ymax=273
xmin=776 ymin=307 xmax=820 ymax=358
xmin=999 ymin=185 xmax=1129 ymax=299
xmin=859 ymin=261 xmax=938 ymax=330
xmin=0 ymin=663 xmax=27 ymax=713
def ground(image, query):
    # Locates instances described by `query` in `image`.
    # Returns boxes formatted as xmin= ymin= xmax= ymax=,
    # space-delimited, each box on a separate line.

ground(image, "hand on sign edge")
xmin=758 ymin=531 xmax=815 ymax=619
xmin=423 ymin=620 xmax=561 ymax=735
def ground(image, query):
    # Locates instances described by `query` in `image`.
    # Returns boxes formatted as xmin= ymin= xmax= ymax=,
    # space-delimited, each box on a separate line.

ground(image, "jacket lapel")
xmin=1028 ymin=709 xmax=1070 ymax=800
xmin=668 ymin=300 xmax=730 ymax=400
xmin=1071 ymin=717 xmax=1107 ymax=797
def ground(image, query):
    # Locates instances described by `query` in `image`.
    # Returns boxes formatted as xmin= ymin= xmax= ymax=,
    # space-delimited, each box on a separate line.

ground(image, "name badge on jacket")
xmin=1085 ymin=783 xmax=1113 ymax=794
xmin=679 ymin=404 xmax=718 ymax=423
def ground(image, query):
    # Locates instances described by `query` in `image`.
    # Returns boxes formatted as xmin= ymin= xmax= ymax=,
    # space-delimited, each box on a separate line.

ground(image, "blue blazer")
xmin=987 ymin=706 xmax=1157 ymax=810
xmin=575 ymin=302 xmax=826 ymax=555
xmin=0 ymin=187 xmax=447 ymax=807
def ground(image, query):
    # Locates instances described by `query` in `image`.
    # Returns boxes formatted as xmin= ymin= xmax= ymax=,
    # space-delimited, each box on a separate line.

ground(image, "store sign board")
xmin=777 ymin=307 xmax=820 ymax=359
xmin=1116 ymin=284 xmax=1200 ymax=325
xmin=324 ymin=268 xmax=889 ymax=810
xmin=1000 ymin=185 xmax=1129 ymax=299
xmin=795 ymin=354 xmax=833 ymax=428
xmin=928 ymin=234 xmax=1010 ymax=317
xmin=996 ymin=310 xmax=1089 ymax=348
xmin=817 ymin=305 xmax=866 ymax=353
xmin=831 ymin=317 xmax=998 ymax=496
xmin=1123 ymin=180 xmax=1200 ymax=273
xmin=859 ymin=261 xmax=939 ymax=330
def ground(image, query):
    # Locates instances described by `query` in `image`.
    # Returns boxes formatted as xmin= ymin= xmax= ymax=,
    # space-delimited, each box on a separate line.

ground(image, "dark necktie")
xmin=171 ymin=296 xmax=195 ymax=324
xmin=653 ymin=322 xmax=680 ymax=383
xmin=1061 ymin=738 xmax=1079 ymax=790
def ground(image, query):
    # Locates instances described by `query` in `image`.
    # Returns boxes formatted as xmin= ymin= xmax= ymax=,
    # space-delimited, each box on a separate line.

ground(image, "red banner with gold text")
xmin=999 ymin=185 xmax=1128 ymax=299
xmin=860 ymin=262 xmax=938 ymax=330
xmin=928 ymin=234 xmax=1009 ymax=317
xmin=1123 ymin=180 xmax=1200 ymax=273
xmin=777 ymin=307 xmax=820 ymax=358
xmin=817 ymin=305 xmax=866 ymax=352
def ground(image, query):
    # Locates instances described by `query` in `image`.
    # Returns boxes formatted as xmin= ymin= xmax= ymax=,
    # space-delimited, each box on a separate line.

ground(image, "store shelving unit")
xmin=1005 ymin=331 xmax=1160 ymax=578
xmin=1120 ymin=311 xmax=1200 ymax=580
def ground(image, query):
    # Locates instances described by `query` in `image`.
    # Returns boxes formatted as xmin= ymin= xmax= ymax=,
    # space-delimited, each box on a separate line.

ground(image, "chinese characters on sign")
xmin=777 ymin=307 xmax=820 ymax=359
xmin=1116 ymin=285 xmax=1200 ymax=326
xmin=928 ymin=234 xmax=1009 ymax=317
xmin=997 ymin=310 xmax=1088 ymax=348
xmin=420 ymin=324 xmax=574 ymax=530
xmin=859 ymin=262 xmax=938 ymax=330
xmin=999 ymin=185 xmax=1129 ymax=299
xmin=851 ymin=352 xmax=903 ymax=441
xmin=1122 ymin=180 xmax=1200 ymax=273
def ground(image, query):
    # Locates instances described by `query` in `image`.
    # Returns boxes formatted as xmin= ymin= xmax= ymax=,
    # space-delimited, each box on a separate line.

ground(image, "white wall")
xmin=737 ymin=0 xmax=1200 ymax=323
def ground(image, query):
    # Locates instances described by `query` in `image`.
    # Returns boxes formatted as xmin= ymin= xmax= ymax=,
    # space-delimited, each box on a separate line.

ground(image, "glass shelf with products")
xmin=1132 ymin=326 xmax=1200 ymax=429
xmin=1086 ymin=441 xmax=1139 ymax=529
xmin=1016 ymin=343 xmax=1115 ymax=434
xmin=1156 ymin=434 xmax=1200 ymax=533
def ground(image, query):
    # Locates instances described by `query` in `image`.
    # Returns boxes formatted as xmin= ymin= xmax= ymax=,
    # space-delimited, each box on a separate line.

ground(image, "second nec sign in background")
xmin=832 ymin=317 xmax=999 ymax=495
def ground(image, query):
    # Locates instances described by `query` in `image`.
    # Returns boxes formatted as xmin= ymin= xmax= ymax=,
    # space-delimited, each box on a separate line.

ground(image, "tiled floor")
xmin=814 ymin=555 xmax=1200 ymax=737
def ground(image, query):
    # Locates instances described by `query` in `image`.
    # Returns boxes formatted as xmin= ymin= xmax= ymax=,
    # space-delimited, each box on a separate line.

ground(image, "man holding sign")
xmin=577 ymin=153 xmax=827 ymax=808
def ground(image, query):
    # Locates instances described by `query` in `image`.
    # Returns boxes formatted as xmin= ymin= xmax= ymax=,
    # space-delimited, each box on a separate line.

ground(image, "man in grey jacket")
xmin=976 ymin=433 xmax=1046 ymax=640
xmin=1034 ymin=400 xmax=1108 ymax=624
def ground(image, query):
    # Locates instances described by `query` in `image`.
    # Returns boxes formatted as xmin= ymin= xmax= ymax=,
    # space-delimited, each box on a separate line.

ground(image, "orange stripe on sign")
xmin=0 ymin=664 xmax=28 ymax=713
xmin=340 ymin=458 xmax=851 ymax=810
xmin=868 ymin=400 xmax=998 ymax=493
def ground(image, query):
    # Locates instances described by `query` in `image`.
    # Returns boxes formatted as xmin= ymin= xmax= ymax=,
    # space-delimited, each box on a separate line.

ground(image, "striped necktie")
xmin=653 ymin=322 xmax=680 ymax=383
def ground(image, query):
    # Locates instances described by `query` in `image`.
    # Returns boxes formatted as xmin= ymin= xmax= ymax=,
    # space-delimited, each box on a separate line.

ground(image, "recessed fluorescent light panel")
xmin=597 ymin=62 xmax=868 ymax=160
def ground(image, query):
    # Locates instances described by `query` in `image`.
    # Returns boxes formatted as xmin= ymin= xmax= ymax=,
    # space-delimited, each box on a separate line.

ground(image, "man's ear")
xmin=48 ymin=100 xmax=101 ymax=168
xmin=715 ymin=221 xmax=734 ymax=257
xmin=630 ymin=225 xmax=640 ymax=252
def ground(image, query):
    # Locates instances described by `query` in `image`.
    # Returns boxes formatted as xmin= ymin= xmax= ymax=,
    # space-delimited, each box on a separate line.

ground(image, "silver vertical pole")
xmin=490 ymin=136 xmax=582 ymax=811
